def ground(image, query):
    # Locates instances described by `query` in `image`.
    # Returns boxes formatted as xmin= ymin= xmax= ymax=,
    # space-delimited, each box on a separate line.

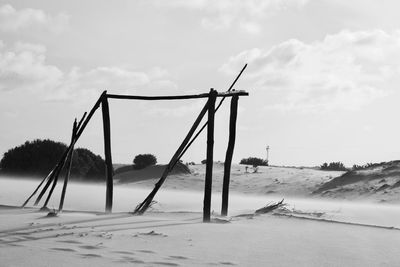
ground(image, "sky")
xmin=1 ymin=0 xmax=400 ymax=167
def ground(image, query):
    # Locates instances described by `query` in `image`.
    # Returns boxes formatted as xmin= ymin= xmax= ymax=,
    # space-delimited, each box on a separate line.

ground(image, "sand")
xmin=1 ymin=164 xmax=400 ymax=266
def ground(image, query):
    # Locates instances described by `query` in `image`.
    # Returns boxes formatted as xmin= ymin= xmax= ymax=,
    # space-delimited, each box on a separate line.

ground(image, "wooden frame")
xmin=22 ymin=66 xmax=248 ymax=222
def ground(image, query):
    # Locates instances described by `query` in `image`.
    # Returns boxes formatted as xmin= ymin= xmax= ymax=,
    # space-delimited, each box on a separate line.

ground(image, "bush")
xmin=240 ymin=157 xmax=268 ymax=167
xmin=71 ymin=148 xmax=105 ymax=181
xmin=201 ymin=159 xmax=207 ymax=164
xmin=133 ymin=154 xmax=157 ymax=169
xmin=0 ymin=139 xmax=105 ymax=180
xmin=320 ymin=162 xmax=347 ymax=171
xmin=352 ymin=163 xmax=374 ymax=170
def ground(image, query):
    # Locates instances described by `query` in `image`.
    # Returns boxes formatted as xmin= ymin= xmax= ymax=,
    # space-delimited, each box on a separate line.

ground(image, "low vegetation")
xmin=0 ymin=139 xmax=105 ymax=180
xmin=320 ymin=162 xmax=347 ymax=171
xmin=240 ymin=157 xmax=268 ymax=167
xmin=352 ymin=163 xmax=375 ymax=170
xmin=133 ymin=154 xmax=157 ymax=169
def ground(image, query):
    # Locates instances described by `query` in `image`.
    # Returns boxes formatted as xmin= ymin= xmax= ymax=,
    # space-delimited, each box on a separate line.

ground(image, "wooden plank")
xmin=221 ymin=95 xmax=239 ymax=216
xmin=203 ymin=89 xmax=217 ymax=222
xmin=102 ymin=94 xmax=114 ymax=213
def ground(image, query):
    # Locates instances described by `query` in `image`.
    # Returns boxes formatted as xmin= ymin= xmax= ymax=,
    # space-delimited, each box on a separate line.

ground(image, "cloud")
xmin=220 ymin=29 xmax=400 ymax=111
xmin=0 ymin=41 xmax=177 ymax=102
xmin=0 ymin=42 xmax=62 ymax=92
xmin=0 ymin=4 xmax=69 ymax=33
xmin=154 ymin=0 xmax=309 ymax=34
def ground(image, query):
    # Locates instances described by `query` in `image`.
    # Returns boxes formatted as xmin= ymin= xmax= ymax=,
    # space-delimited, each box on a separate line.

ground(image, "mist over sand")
xmin=1 ymin=164 xmax=400 ymax=266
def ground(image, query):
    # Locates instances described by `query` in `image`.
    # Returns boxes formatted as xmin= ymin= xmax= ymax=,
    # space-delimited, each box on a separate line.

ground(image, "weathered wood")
xmin=34 ymin=155 xmax=65 ymax=206
xmin=203 ymin=89 xmax=217 ymax=222
xmin=106 ymin=90 xmax=247 ymax=101
xmin=177 ymin=64 xmax=248 ymax=160
xmin=76 ymin=111 xmax=87 ymax=130
xmin=21 ymin=168 xmax=54 ymax=208
xmin=58 ymin=119 xmax=78 ymax=212
xmin=33 ymin=94 xmax=103 ymax=206
xmin=221 ymin=95 xmax=239 ymax=216
xmin=42 ymin=152 xmax=68 ymax=208
xmin=102 ymin=93 xmax=114 ymax=213
xmin=134 ymin=99 xmax=210 ymax=214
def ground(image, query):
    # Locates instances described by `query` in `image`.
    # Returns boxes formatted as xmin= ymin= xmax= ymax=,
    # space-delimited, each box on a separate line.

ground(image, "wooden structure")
xmin=22 ymin=66 xmax=249 ymax=222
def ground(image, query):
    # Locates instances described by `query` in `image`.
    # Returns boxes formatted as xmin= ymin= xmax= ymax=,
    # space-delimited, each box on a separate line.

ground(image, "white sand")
xmin=1 ymin=165 xmax=400 ymax=266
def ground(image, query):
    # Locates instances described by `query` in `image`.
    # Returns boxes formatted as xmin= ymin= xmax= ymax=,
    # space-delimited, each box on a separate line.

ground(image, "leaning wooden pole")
xmin=177 ymin=64 xmax=247 ymax=161
xmin=133 ymin=99 xmax=210 ymax=214
xmin=21 ymin=168 xmax=54 ymax=208
xmin=32 ymin=95 xmax=103 ymax=206
xmin=58 ymin=119 xmax=78 ymax=212
xmin=221 ymin=95 xmax=239 ymax=216
xmin=203 ymin=89 xmax=217 ymax=222
xmin=42 ymin=120 xmax=78 ymax=209
xmin=35 ymin=153 xmax=66 ymax=206
xmin=102 ymin=92 xmax=114 ymax=213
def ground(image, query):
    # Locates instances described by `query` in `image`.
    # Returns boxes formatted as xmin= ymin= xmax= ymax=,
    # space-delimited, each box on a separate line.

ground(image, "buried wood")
xmin=255 ymin=199 xmax=286 ymax=214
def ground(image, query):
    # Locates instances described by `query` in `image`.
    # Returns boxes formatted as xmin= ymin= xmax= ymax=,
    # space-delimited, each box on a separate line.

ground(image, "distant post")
xmin=203 ymin=89 xmax=217 ymax=222
xmin=101 ymin=92 xmax=113 ymax=213
xmin=221 ymin=95 xmax=239 ymax=216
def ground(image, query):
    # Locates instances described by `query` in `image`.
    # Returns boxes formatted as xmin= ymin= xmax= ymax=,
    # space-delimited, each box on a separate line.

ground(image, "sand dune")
xmin=314 ymin=160 xmax=400 ymax=202
xmin=1 ymin=163 xmax=400 ymax=266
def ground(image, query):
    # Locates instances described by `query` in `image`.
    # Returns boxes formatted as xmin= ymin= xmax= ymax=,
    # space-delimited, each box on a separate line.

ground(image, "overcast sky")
xmin=1 ymin=0 xmax=400 ymax=167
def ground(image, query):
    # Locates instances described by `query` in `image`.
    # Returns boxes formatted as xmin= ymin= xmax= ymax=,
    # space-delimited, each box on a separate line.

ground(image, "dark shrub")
xmin=0 ymin=139 xmax=105 ymax=180
xmin=320 ymin=162 xmax=347 ymax=171
xmin=240 ymin=157 xmax=268 ymax=167
xmin=201 ymin=159 xmax=207 ymax=164
xmin=133 ymin=154 xmax=157 ymax=169
xmin=71 ymin=148 xmax=105 ymax=181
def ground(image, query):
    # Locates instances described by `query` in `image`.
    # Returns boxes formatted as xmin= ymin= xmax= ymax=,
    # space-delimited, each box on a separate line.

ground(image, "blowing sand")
xmin=1 ymin=164 xmax=400 ymax=266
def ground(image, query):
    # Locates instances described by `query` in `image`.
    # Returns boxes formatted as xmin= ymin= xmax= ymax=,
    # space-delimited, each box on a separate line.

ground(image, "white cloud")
xmin=0 ymin=41 xmax=177 ymax=102
xmin=221 ymin=29 xmax=400 ymax=111
xmin=0 ymin=4 xmax=69 ymax=33
xmin=154 ymin=0 xmax=309 ymax=34
xmin=0 ymin=42 xmax=62 ymax=92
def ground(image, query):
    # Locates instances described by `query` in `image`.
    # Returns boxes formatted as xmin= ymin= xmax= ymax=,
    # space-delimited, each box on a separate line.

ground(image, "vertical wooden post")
xmin=203 ymin=89 xmax=217 ymax=222
xmin=101 ymin=92 xmax=114 ymax=213
xmin=58 ymin=119 xmax=77 ymax=212
xmin=221 ymin=95 xmax=239 ymax=216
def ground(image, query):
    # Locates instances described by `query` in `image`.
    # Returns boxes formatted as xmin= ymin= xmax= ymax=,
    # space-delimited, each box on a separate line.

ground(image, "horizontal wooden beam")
xmin=106 ymin=90 xmax=248 ymax=101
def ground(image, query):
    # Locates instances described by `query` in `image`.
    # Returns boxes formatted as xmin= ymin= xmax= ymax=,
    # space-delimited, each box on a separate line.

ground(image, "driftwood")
xmin=255 ymin=199 xmax=285 ymax=214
